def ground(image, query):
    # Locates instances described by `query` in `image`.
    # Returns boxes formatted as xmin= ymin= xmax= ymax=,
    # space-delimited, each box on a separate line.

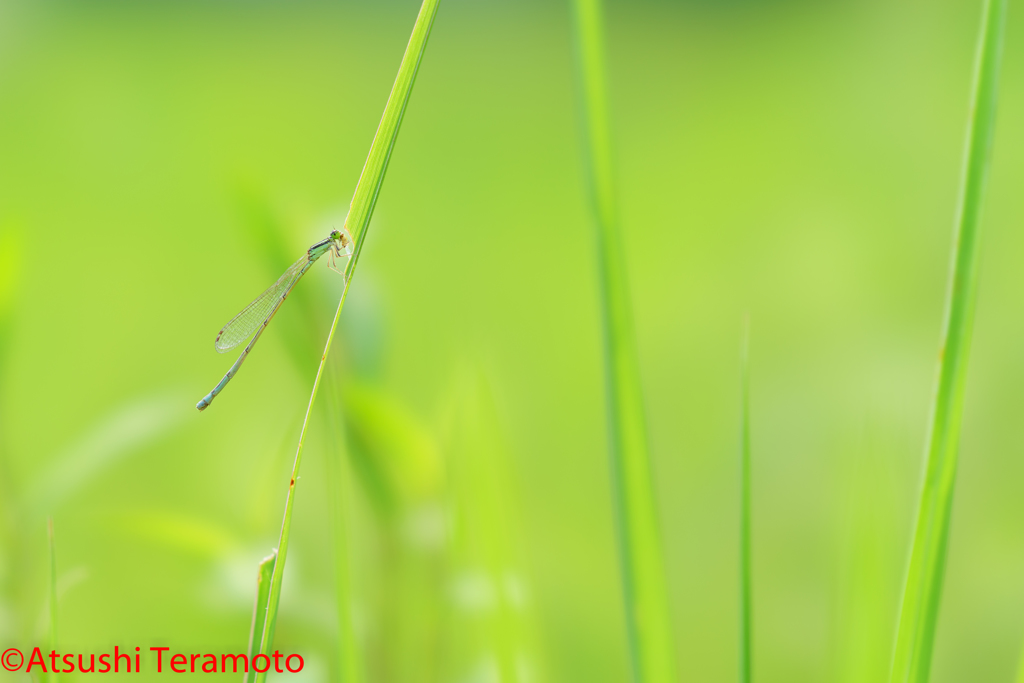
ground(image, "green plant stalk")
xmin=323 ymin=376 xmax=363 ymax=683
xmin=0 ymin=228 xmax=20 ymax=628
xmin=346 ymin=0 xmax=440 ymax=262
xmin=330 ymin=466 xmax=362 ymax=683
xmin=889 ymin=1 xmax=1008 ymax=681
xmin=253 ymin=1 xmax=440 ymax=680
xmin=569 ymin=1 xmax=676 ymax=682
xmin=245 ymin=552 xmax=276 ymax=683
xmin=48 ymin=518 xmax=58 ymax=683
xmin=739 ymin=320 xmax=752 ymax=683
xmin=255 ymin=279 xmax=352 ymax=683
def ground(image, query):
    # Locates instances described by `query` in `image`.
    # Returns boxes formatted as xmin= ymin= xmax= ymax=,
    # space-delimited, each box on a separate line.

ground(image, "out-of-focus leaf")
xmin=0 ymin=227 xmax=20 ymax=329
xmin=571 ymin=0 xmax=676 ymax=678
xmin=342 ymin=381 xmax=441 ymax=518
xmin=47 ymin=519 xmax=57 ymax=683
xmin=441 ymin=365 xmax=544 ymax=683
xmin=0 ymin=225 xmax=22 ymax=540
xmin=232 ymin=189 xmax=326 ymax=381
xmin=321 ymin=374 xmax=365 ymax=683
xmin=339 ymin=279 xmax=387 ymax=381
xmin=108 ymin=509 xmax=242 ymax=559
xmin=25 ymin=393 xmax=189 ymax=518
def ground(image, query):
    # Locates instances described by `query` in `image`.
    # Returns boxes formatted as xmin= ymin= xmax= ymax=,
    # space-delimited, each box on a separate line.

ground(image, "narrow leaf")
xmin=245 ymin=551 xmax=277 ymax=683
xmin=739 ymin=320 xmax=752 ymax=683
xmin=889 ymin=1 xmax=1009 ymax=681
xmin=48 ymin=518 xmax=58 ymax=683
xmin=569 ymin=0 xmax=677 ymax=681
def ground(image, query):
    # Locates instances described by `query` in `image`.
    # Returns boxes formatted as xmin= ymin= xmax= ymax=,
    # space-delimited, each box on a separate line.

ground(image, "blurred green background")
xmin=2 ymin=0 xmax=1024 ymax=681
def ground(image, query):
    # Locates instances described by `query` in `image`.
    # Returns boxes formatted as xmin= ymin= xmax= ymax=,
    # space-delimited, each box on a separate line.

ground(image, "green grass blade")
xmin=48 ymin=518 xmax=58 ymax=683
xmin=322 ymin=379 xmax=364 ymax=683
xmin=234 ymin=196 xmax=364 ymax=681
xmin=0 ymin=226 xmax=20 ymax=556
xmin=739 ymin=320 xmax=752 ymax=683
xmin=569 ymin=1 xmax=677 ymax=682
xmin=253 ymin=2 xmax=440 ymax=680
xmin=245 ymin=551 xmax=276 ymax=683
xmin=888 ymin=1 xmax=1009 ymax=681
xmin=0 ymin=226 xmax=19 ymax=379
xmin=444 ymin=366 xmax=545 ymax=682
xmin=255 ymin=276 xmax=349 ymax=683
xmin=345 ymin=0 xmax=440 ymax=260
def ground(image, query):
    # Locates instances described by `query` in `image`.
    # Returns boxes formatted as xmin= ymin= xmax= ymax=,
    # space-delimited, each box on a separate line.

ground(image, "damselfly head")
xmin=328 ymin=229 xmax=348 ymax=246
xmin=326 ymin=228 xmax=354 ymax=277
xmin=329 ymin=228 xmax=353 ymax=253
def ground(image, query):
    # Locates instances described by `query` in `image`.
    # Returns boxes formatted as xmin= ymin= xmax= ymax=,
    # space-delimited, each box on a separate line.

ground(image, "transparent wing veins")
xmin=214 ymin=255 xmax=307 ymax=352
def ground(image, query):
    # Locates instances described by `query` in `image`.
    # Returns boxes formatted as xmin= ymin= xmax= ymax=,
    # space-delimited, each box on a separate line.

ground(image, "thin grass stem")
xmin=252 ymin=2 xmax=440 ymax=680
xmin=48 ymin=518 xmax=58 ymax=683
xmin=323 ymin=376 xmax=363 ymax=683
xmin=569 ymin=1 xmax=677 ymax=681
xmin=739 ymin=319 xmax=752 ymax=683
xmin=255 ymin=281 xmax=350 ymax=683
xmin=888 ymin=1 xmax=1009 ymax=681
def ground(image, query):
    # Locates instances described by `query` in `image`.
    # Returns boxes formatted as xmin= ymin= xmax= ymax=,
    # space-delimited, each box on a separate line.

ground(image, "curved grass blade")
xmin=253 ymin=1 xmax=441 ymax=680
xmin=569 ymin=0 xmax=677 ymax=681
xmin=889 ymin=1 xmax=1009 ymax=681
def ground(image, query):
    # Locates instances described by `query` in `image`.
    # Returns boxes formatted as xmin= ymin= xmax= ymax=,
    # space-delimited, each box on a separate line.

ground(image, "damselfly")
xmin=196 ymin=228 xmax=354 ymax=411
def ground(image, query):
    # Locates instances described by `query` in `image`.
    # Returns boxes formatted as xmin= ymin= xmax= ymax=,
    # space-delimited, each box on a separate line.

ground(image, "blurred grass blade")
xmin=739 ymin=320 xmax=752 ymax=683
xmin=0 ymin=226 xmax=20 ymax=369
xmin=26 ymin=394 xmax=188 ymax=518
xmin=569 ymin=0 xmax=677 ymax=682
xmin=233 ymin=191 xmax=325 ymax=378
xmin=327 ymin=395 xmax=364 ymax=683
xmin=443 ymin=365 xmax=544 ymax=682
xmin=889 ymin=1 xmax=1009 ymax=681
xmin=245 ymin=551 xmax=276 ymax=683
xmin=110 ymin=509 xmax=241 ymax=559
xmin=342 ymin=381 xmax=441 ymax=517
xmin=48 ymin=518 xmax=58 ymax=683
xmin=0 ymin=226 xmax=21 ymax=544
xmin=323 ymin=378 xmax=364 ymax=683
xmin=254 ymin=1 xmax=441 ymax=679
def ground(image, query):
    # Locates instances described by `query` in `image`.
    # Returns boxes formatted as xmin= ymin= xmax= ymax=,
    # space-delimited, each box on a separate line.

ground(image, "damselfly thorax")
xmin=317 ymin=229 xmax=355 ymax=275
